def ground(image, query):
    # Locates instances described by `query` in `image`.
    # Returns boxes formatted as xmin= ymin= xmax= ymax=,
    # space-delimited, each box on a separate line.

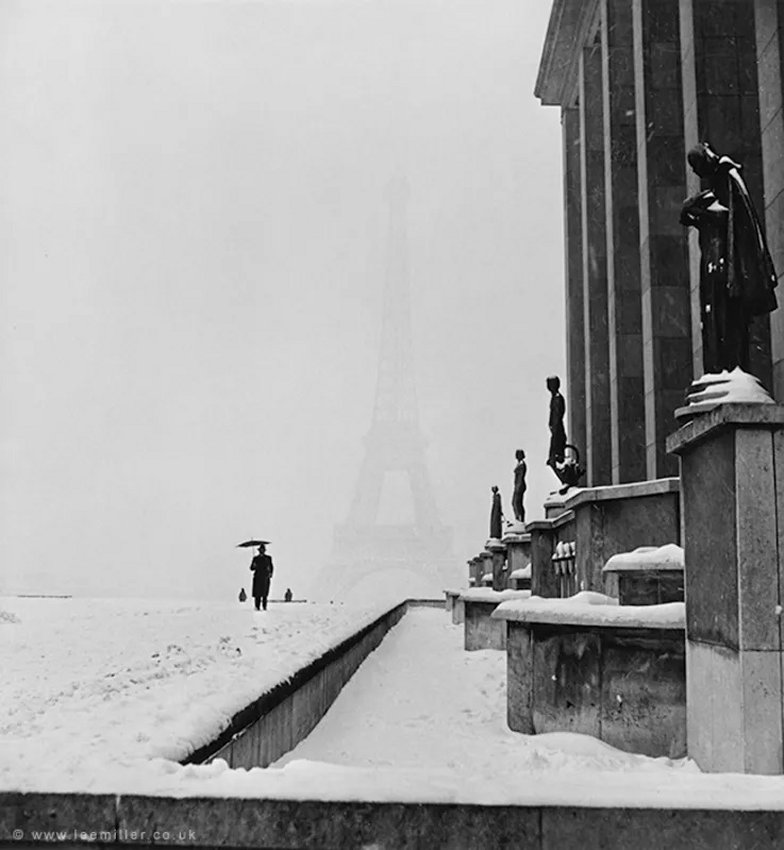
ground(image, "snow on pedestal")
xmin=603 ymin=544 xmax=684 ymax=572
xmin=675 ymin=368 xmax=774 ymax=421
xmin=602 ymin=544 xmax=685 ymax=605
xmin=493 ymin=591 xmax=684 ymax=630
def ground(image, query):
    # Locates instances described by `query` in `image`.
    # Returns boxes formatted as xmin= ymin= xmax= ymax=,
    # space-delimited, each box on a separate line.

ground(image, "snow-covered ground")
xmin=0 ymin=595 xmax=394 ymax=793
xmin=3 ymin=598 xmax=784 ymax=808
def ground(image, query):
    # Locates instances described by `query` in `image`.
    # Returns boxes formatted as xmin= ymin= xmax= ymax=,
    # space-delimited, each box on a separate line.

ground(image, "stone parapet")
xmin=460 ymin=590 xmax=532 ymax=652
xmin=7 ymin=792 xmax=784 ymax=849
xmin=500 ymin=612 xmax=686 ymax=758
xmin=563 ymin=478 xmax=680 ymax=593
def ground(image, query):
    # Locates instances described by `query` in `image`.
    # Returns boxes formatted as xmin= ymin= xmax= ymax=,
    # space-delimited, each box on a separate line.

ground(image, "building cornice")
xmin=535 ymin=0 xmax=600 ymax=106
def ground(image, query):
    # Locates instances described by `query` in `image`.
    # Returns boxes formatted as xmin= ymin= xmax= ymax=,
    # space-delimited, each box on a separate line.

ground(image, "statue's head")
xmin=491 ymin=485 xmax=499 ymax=494
xmin=687 ymin=141 xmax=719 ymax=178
xmin=515 ymin=449 xmax=525 ymax=461
xmin=546 ymin=375 xmax=560 ymax=393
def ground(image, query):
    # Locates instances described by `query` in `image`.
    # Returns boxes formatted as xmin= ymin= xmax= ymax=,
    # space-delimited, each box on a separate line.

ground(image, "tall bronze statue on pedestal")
xmin=489 ymin=486 xmax=503 ymax=540
xmin=512 ymin=449 xmax=527 ymax=523
xmin=680 ymin=142 xmax=778 ymax=375
xmin=546 ymin=375 xmax=584 ymax=493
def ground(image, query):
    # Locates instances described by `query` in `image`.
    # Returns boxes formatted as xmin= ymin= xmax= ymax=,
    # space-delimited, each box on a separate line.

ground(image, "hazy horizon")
xmin=0 ymin=0 xmax=564 ymax=601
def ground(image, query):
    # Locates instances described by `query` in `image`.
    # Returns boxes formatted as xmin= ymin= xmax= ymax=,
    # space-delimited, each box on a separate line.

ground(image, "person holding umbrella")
xmin=238 ymin=540 xmax=274 ymax=611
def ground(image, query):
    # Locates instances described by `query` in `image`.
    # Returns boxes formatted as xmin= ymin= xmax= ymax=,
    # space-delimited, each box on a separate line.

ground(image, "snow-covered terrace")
xmin=2 ymin=595 xmax=784 ymax=815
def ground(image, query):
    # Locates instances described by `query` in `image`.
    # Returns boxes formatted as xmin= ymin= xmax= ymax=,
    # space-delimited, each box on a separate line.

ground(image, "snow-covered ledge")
xmin=561 ymin=477 xmax=680 ymax=511
xmin=603 ymin=544 xmax=684 ymax=573
xmin=459 ymin=588 xmax=532 ymax=603
xmin=492 ymin=591 xmax=685 ymax=630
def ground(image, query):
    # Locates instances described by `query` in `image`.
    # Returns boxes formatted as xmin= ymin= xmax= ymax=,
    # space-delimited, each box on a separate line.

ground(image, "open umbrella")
xmin=237 ymin=539 xmax=270 ymax=548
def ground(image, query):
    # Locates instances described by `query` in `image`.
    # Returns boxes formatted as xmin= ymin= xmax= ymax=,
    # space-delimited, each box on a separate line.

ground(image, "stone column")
xmin=680 ymin=0 xmax=773 ymax=391
xmin=579 ymin=37 xmax=612 ymax=486
xmin=754 ymin=0 xmax=784 ymax=402
xmin=562 ymin=105 xmax=588 ymax=462
xmin=601 ymin=0 xmax=646 ymax=484
xmin=667 ymin=404 xmax=784 ymax=773
xmin=632 ymin=0 xmax=692 ymax=479
xmin=489 ymin=540 xmax=508 ymax=591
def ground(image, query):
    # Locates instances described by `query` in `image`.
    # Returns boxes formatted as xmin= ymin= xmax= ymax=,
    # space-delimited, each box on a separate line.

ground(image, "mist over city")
xmin=1 ymin=0 xmax=563 ymax=602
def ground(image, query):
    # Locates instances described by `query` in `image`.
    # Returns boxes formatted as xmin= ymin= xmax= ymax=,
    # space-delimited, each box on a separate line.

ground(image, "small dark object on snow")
xmin=238 ymin=588 xmax=247 ymax=603
xmin=284 ymin=588 xmax=293 ymax=602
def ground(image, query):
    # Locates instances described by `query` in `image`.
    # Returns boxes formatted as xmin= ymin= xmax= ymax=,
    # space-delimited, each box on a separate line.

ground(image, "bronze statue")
xmin=680 ymin=142 xmax=778 ymax=374
xmin=512 ymin=450 xmax=527 ymax=523
xmin=545 ymin=375 xmax=584 ymax=493
xmin=490 ymin=485 xmax=503 ymax=539
xmin=546 ymin=376 xmax=567 ymax=468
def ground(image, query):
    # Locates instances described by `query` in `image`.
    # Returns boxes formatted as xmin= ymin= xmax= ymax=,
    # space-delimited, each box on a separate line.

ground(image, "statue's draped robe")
xmin=681 ymin=158 xmax=777 ymax=373
xmin=490 ymin=492 xmax=503 ymax=539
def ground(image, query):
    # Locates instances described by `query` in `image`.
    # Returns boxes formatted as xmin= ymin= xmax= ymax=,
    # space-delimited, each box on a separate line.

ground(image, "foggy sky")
xmin=0 ymin=0 xmax=564 ymax=600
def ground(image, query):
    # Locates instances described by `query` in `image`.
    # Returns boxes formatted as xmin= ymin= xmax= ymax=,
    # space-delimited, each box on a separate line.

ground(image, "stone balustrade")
xmin=493 ymin=593 xmax=686 ymax=758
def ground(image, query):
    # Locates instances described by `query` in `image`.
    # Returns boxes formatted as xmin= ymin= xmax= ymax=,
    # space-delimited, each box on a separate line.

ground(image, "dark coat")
xmin=250 ymin=554 xmax=274 ymax=598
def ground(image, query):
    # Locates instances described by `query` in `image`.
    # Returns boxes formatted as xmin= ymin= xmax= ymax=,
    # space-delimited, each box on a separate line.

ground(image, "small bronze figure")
xmin=545 ymin=375 xmax=584 ymax=493
xmin=512 ymin=450 xmax=527 ymax=523
xmin=490 ymin=485 xmax=503 ymax=539
xmin=680 ymin=142 xmax=777 ymax=374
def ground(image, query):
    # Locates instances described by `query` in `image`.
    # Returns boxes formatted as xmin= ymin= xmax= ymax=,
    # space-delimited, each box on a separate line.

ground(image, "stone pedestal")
xmin=667 ymin=403 xmax=784 ymax=774
xmin=602 ymin=544 xmax=684 ymax=605
xmin=480 ymin=551 xmax=494 ymax=587
xmin=543 ymin=491 xmax=570 ymax=519
xmin=461 ymin=589 xmax=531 ymax=651
xmin=467 ymin=558 xmax=478 ymax=587
xmin=504 ymin=532 xmax=532 ymax=590
xmin=527 ymin=512 xmax=575 ymax=599
xmin=564 ymin=478 xmax=680 ymax=593
xmin=488 ymin=540 xmax=507 ymax=591
xmin=452 ymin=596 xmax=464 ymax=626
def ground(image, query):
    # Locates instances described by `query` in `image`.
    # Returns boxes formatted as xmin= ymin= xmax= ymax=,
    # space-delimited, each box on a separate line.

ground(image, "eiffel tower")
xmin=316 ymin=179 xmax=454 ymax=600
